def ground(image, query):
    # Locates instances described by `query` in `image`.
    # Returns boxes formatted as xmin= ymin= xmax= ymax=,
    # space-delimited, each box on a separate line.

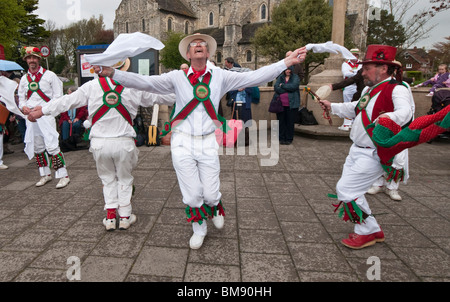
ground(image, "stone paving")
xmin=0 ymin=129 xmax=449 ymax=283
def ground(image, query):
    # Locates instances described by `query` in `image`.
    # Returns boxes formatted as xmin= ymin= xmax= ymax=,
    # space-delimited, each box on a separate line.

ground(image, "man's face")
xmin=186 ymin=39 xmax=209 ymax=61
xmin=362 ymin=63 xmax=386 ymax=87
xmin=25 ymin=55 xmax=40 ymax=70
xmin=225 ymin=60 xmax=233 ymax=69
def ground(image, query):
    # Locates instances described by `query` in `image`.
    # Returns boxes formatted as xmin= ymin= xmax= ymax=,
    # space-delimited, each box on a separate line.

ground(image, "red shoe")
xmin=350 ymin=229 xmax=385 ymax=243
xmin=341 ymin=233 xmax=376 ymax=249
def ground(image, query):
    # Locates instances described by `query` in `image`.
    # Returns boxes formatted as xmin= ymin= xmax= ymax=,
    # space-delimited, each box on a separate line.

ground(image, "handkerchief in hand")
xmin=84 ymin=32 xmax=165 ymax=67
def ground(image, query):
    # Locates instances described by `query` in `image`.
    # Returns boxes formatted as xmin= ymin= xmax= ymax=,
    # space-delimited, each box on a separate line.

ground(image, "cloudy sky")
xmin=35 ymin=0 xmax=449 ymax=50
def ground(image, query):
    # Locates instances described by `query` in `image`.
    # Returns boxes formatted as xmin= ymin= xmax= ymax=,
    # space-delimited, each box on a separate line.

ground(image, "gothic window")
xmin=246 ymin=50 xmax=252 ymax=62
xmin=209 ymin=12 xmax=214 ymax=26
xmin=260 ymin=4 xmax=267 ymax=20
xmin=216 ymin=52 xmax=222 ymax=63
xmin=185 ymin=21 xmax=189 ymax=34
xmin=168 ymin=17 xmax=173 ymax=32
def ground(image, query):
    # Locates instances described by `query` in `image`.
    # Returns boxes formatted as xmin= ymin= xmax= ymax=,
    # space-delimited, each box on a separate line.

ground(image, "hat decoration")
xmin=22 ymin=46 xmax=42 ymax=59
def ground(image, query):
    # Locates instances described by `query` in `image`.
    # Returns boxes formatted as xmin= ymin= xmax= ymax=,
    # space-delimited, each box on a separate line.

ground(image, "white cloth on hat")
xmin=84 ymin=32 xmax=165 ymax=67
xmin=305 ymin=41 xmax=357 ymax=60
xmin=0 ymin=76 xmax=26 ymax=119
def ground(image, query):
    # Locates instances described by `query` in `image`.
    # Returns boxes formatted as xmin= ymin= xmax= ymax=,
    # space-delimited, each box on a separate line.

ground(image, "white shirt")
xmin=331 ymin=78 xmax=414 ymax=148
xmin=18 ymin=67 xmax=63 ymax=110
xmin=113 ymin=60 xmax=288 ymax=136
xmin=341 ymin=60 xmax=361 ymax=79
xmin=42 ymin=77 xmax=175 ymax=139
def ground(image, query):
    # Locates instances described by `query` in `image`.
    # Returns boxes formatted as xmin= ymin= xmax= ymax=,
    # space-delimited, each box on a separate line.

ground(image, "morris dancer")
xmin=18 ymin=47 xmax=70 ymax=189
xmin=94 ymin=33 xmax=307 ymax=249
xmin=338 ymin=48 xmax=362 ymax=131
xmin=319 ymin=44 xmax=414 ymax=249
xmin=28 ymin=59 xmax=175 ymax=231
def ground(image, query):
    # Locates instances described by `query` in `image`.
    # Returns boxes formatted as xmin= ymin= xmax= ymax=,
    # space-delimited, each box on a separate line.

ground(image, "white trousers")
xmin=336 ymin=144 xmax=384 ymax=235
xmin=90 ymin=137 xmax=138 ymax=218
xmin=26 ymin=116 xmax=68 ymax=178
xmin=171 ymin=131 xmax=222 ymax=236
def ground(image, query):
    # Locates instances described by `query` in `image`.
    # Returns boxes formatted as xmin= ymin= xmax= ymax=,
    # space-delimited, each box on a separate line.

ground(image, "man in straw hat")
xmin=318 ymin=44 xmax=414 ymax=249
xmin=94 ymin=33 xmax=307 ymax=249
xmin=18 ymin=46 xmax=70 ymax=189
xmin=28 ymin=59 xmax=175 ymax=231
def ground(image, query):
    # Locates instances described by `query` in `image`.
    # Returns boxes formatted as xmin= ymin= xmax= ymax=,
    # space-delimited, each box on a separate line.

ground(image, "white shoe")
xmin=367 ymin=186 xmax=384 ymax=195
xmin=36 ymin=175 xmax=52 ymax=187
xmin=338 ymin=125 xmax=350 ymax=131
xmin=103 ymin=218 xmax=116 ymax=231
xmin=0 ymin=164 xmax=8 ymax=170
xmin=189 ymin=233 xmax=205 ymax=249
xmin=119 ymin=214 xmax=137 ymax=230
xmin=56 ymin=177 xmax=70 ymax=189
xmin=387 ymin=189 xmax=402 ymax=201
xmin=212 ymin=215 xmax=224 ymax=229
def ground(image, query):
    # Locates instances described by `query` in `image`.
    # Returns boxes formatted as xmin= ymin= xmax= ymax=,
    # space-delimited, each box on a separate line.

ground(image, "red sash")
xmin=160 ymin=71 xmax=229 ymax=136
xmin=92 ymin=77 xmax=132 ymax=126
xmin=26 ymin=69 xmax=51 ymax=102
xmin=358 ymin=79 xmax=405 ymax=181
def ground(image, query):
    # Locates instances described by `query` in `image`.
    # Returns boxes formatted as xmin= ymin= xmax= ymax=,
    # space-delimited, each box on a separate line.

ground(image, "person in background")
xmin=274 ymin=67 xmax=301 ymax=145
xmin=414 ymin=64 xmax=450 ymax=97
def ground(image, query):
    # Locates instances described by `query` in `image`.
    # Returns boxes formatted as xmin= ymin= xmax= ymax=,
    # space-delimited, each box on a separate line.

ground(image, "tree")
xmin=377 ymin=0 xmax=450 ymax=49
xmin=160 ymin=31 xmax=188 ymax=70
xmin=428 ymin=36 xmax=450 ymax=67
xmin=252 ymin=0 xmax=336 ymax=83
xmin=17 ymin=0 xmax=50 ymax=45
xmin=0 ymin=0 xmax=26 ymax=59
xmin=367 ymin=9 xmax=407 ymax=47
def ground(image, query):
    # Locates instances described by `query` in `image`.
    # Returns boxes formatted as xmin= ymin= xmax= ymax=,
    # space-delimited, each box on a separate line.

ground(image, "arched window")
xmin=185 ymin=21 xmax=189 ymax=34
xmin=246 ymin=50 xmax=252 ymax=62
xmin=168 ymin=17 xmax=173 ymax=32
xmin=260 ymin=4 xmax=267 ymax=20
xmin=209 ymin=12 xmax=214 ymax=26
xmin=142 ymin=19 xmax=145 ymax=32
xmin=126 ymin=21 xmax=129 ymax=33
xmin=216 ymin=52 xmax=222 ymax=63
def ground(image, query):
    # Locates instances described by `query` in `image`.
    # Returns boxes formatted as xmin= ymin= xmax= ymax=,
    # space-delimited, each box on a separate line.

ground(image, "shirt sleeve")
xmin=113 ymin=70 xmax=176 ymax=94
xmin=138 ymin=91 xmax=177 ymax=107
xmin=42 ymin=83 xmax=90 ymax=117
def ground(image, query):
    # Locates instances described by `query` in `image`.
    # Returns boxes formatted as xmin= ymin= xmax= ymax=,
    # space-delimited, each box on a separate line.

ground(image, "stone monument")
xmin=306 ymin=0 xmax=348 ymax=126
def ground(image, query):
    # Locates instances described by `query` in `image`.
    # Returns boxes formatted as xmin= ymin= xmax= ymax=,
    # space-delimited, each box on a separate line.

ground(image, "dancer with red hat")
xmin=318 ymin=45 xmax=415 ymax=249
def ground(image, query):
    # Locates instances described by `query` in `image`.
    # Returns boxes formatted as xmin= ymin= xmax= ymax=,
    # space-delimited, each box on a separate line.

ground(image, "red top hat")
xmin=359 ymin=45 xmax=401 ymax=67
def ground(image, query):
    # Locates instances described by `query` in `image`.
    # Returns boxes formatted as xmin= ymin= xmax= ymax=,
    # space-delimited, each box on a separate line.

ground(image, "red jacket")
xmin=59 ymin=106 xmax=88 ymax=127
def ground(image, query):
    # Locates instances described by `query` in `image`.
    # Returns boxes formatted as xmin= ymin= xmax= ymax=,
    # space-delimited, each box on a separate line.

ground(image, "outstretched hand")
xmin=93 ymin=65 xmax=115 ymax=78
xmin=318 ymin=100 xmax=331 ymax=111
xmin=284 ymin=47 xmax=307 ymax=67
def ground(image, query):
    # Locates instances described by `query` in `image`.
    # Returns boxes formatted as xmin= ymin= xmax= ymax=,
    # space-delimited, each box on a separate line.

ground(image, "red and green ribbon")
xmin=159 ymin=71 xmax=230 ymax=137
xmin=185 ymin=201 xmax=225 ymax=225
xmin=27 ymin=70 xmax=51 ymax=102
xmin=328 ymin=194 xmax=369 ymax=224
xmin=93 ymin=77 xmax=132 ymax=126
xmin=370 ymin=104 xmax=450 ymax=164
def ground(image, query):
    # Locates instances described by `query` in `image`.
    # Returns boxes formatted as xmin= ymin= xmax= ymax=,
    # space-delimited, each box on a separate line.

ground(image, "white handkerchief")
xmin=306 ymin=41 xmax=356 ymax=60
xmin=0 ymin=76 xmax=25 ymax=119
xmin=85 ymin=32 xmax=165 ymax=66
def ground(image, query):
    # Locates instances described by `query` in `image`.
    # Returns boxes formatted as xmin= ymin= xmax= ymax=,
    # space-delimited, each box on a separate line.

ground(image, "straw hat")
xmin=22 ymin=46 xmax=42 ymax=60
xmin=111 ymin=58 xmax=130 ymax=71
xmin=178 ymin=33 xmax=217 ymax=61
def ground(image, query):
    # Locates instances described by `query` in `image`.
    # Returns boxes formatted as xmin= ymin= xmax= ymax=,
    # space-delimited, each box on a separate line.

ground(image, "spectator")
xmin=414 ymin=64 xmax=450 ymax=96
xmin=274 ymin=67 xmax=301 ymax=145
xmin=59 ymin=87 xmax=88 ymax=152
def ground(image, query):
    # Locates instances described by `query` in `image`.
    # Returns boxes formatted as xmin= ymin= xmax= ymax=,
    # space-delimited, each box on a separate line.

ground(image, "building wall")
xmin=114 ymin=0 xmax=368 ymax=70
